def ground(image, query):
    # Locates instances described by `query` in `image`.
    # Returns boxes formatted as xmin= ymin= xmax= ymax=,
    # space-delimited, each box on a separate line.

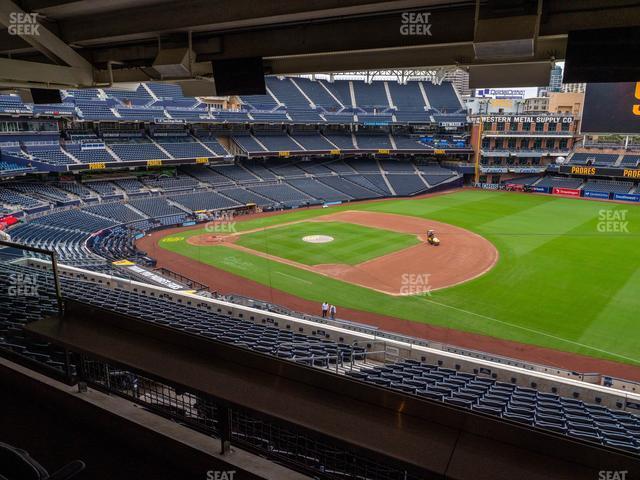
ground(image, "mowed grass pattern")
xmin=235 ymin=221 xmax=419 ymax=265
xmin=159 ymin=190 xmax=640 ymax=365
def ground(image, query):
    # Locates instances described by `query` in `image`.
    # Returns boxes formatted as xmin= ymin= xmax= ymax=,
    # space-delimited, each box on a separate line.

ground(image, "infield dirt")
xmin=185 ymin=210 xmax=498 ymax=295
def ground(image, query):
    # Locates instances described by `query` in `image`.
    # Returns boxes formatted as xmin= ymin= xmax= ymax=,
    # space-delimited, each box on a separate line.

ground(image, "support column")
xmin=218 ymin=405 xmax=232 ymax=454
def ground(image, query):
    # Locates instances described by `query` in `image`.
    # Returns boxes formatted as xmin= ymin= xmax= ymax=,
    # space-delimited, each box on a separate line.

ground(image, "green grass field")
xmin=159 ymin=190 xmax=640 ymax=366
xmin=235 ymin=221 xmax=419 ymax=265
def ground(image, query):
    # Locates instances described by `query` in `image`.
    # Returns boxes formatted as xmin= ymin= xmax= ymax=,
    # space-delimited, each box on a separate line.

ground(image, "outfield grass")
xmin=235 ymin=221 xmax=419 ymax=265
xmin=158 ymin=190 xmax=640 ymax=366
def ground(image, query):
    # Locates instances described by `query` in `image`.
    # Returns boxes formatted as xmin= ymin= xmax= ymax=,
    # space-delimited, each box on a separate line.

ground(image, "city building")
xmin=549 ymin=65 xmax=563 ymax=92
xmin=522 ymin=97 xmax=550 ymax=113
xmin=562 ymin=83 xmax=587 ymax=94
xmin=547 ymin=91 xmax=585 ymax=116
xmin=444 ymin=68 xmax=472 ymax=96
xmin=470 ymin=112 xmax=578 ymax=184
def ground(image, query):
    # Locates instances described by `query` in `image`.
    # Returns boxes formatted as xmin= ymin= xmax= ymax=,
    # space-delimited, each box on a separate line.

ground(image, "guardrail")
xmin=222 ymin=292 xmax=592 ymax=380
xmin=153 ymin=266 xmax=208 ymax=291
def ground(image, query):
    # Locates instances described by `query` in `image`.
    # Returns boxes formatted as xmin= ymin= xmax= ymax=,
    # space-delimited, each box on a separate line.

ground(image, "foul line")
xmin=415 ymin=296 xmax=640 ymax=365
xmin=275 ymin=271 xmax=312 ymax=285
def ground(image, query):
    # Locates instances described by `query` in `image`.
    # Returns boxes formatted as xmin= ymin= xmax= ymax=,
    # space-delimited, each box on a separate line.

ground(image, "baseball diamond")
xmin=144 ymin=189 xmax=640 ymax=375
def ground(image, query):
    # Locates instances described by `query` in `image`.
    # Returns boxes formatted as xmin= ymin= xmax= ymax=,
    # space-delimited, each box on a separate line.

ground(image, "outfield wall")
xmin=22 ymin=258 xmax=640 ymax=414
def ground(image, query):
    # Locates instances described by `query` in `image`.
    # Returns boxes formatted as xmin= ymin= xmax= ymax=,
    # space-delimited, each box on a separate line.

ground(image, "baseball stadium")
xmin=0 ymin=2 xmax=640 ymax=480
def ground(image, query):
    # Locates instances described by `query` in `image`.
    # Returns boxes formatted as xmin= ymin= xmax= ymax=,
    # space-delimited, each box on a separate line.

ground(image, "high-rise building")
xmin=548 ymin=65 xmax=563 ymax=92
xmin=444 ymin=68 xmax=471 ymax=96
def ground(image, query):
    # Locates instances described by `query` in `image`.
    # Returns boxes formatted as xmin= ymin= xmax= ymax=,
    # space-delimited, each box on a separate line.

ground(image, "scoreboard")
xmin=581 ymin=82 xmax=640 ymax=134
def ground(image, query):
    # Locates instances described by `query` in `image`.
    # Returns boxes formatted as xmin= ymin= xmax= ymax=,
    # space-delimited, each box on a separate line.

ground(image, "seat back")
xmin=0 ymin=443 xmax=48 ymax=480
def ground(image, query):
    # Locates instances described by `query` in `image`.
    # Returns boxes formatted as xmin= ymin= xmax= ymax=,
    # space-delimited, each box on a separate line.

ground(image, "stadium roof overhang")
xmin=0 ymin=0 xmax=637 ymax=89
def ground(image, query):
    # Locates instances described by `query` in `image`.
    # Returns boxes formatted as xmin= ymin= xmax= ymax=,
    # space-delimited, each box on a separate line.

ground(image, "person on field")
xmin=329 ymin=304 xmax=337 ymax=320
xmin=321 ymin=302 xmax=329 ymax=318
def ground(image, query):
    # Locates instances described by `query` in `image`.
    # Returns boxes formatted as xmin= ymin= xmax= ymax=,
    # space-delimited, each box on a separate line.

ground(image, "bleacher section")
xmin=113 ymin=178 xmax=146 ymax=194
xmin=0 ymin=157 xmax=460 ymax=273
xmin=84 ymin=181 xmax=120 ymax=198
xmin=387 ymin=81 xmax=425 ymax=111
xmin=380 ymin=159 xmax=416 ymax=173
xmin=536 ymin=177 xmax=585 ymax=190
xmin=218 ymin=187 xmax=273 ymax=206
xmin=621 ymin=155 xmax=640 ymax=166
xmin=323 ymin=133 xmax=355 ymax=150
xmin=55 ymin=182 xmax=97 ymax=200
xmin=316 ymin=176 xmax=381 ymax=199
xmin=323 ymin=80 xmax=352 ymax=107
xmin=170 ymin=191 xmax=239 ymax=211
xmin=253 ymin=133 xmax=304 ymax=152
xmin=355 ymin=134 xmax=392 ymax=150
xmin=196 ymin=136 xmax=229 ymax=156
xmin=584 ymin=180 xmax=633 ymax=194
xmin=156 ymin=137 xmax=213 ymax=159
xmin=352 ymin=81 xmax=390 ymax=109
xmin=500 ymin=176 xmax=539 ymax=186
xmin=423 ymin=82 xmax=462 ymax=112
xmin=141 ymin=175 xmax=199 ymax=192
xmin=241 ymin=92 xmax=279 ymax=111
xmin=290 ymin=133 xmax=336 ymax=150
xmin=210 ymin=164 xmax=259 ymax=183
xmin=416 ymin=165 xmax=457 ymax=186
xmin=346 ymin=360 xmax=640 ymax=454
xmin=570 ymin=153 xmax=619 ymax=166
xmin=0 ymin=77 xmax=473 ymax=177
xmin=5 ymin=257 xmax=638 ymax=459
xmin=232 ymin=134 xmax=266 ymax=154
xmin=264 ymin=160 xmax=306 ymax=177
xmin=24 ymin=143 xmax=77 ymax=166
xmin=108 ymin=139 xmax=170 ymax=161
xmin=83 ymin=203 xmax=147 ymax=223
xmin=247 ymin=183 xmax=313 ymax=207
xmin=129 ymin=197 xmax=184 ymax=217
xmin=294 ymin=78 xmax=342 ymax=109
xmin=286 ymin=178 xmax=352 ymax=202
xmin=267 ymin=77 xmax=312 ymax=109
xmin=64 ymin=143 xmax=115 ymax=163
xmin=393 ymin=135 xmax=431 ymax=150
xmin=9 ymin=183 xmax=73 ymax=204
xmin=181 ymin=165 xmax=235 ymax=185
xmin=0 ymin=188 xmax=48 ymax=212
xmin=0 ymin=94 xmax=31 ymax=114
xmin=386 ymin=174 xmax=428 ymax=195
xmin=242 ymin=160 xmax=278 ymax=180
